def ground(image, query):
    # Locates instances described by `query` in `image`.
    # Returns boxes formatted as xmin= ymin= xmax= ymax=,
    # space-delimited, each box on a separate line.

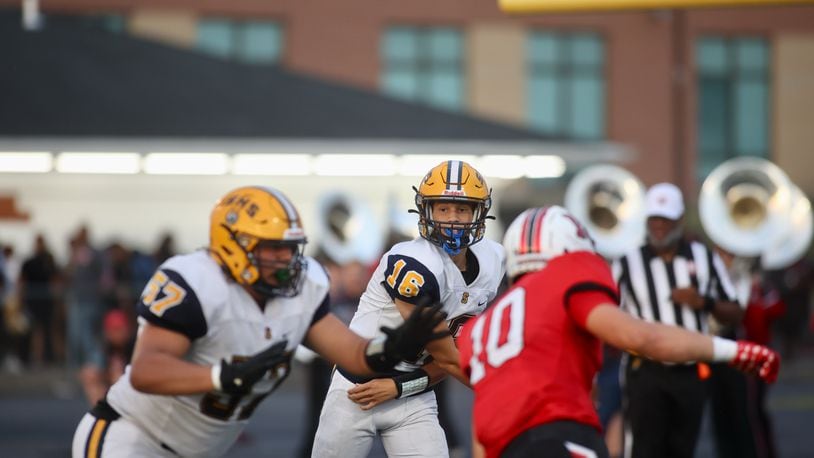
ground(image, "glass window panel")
xmin=197 ymin=19 xmax=234 ymax=58
xmin=734 ymin=80 xmax=768 ymax=156
xmin=102 ymin=14 xmax=125 ymax=33
xmin=697 ymin=37 xmax=728 ymax=76
xmin=527 ymin=75 xmax=560 ymax=133
xmin=528 ymin=33 xmax=559 ymax=65
xmin=239 ymin=22 xmax=282 ymax=64
xmin=696 ymin=37 xmax=770 ymax=178
xmin=81 ymin=14 xmax=125 ymax=33
xmin=426 ymin=71 xmax=463 ymax=110
xmin=381 ymin=70 xmax=420 ymax=100
xmin=383 ymin=27 xmax=418 ymax=62
xmin=570 ymin=76 xmax=604 ymax=139
xmin=387 ymin=61 xmax=419 ymax=73
xmin=527 ymin=31 xmax=605 ymax=138
xmin=735 ymin=38 xmax=768 ymax=72
xmin=380 ymin=26 xmax=464 ymax=111
xmin=570 ymin=34 xmax=603 ymax=67
xmin=696 ymin=156 xmax=722 ymax=180
xmin=427 ymin=29 xmax=462 ymax=62
xmin=698 ymin=78 xmax=729 ymax=164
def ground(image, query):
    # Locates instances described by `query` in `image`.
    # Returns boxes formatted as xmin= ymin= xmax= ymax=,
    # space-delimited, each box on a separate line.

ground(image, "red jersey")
xmin=743 ymin=283 xmax=785 ymax=345
xmin=458 ymin=251 xmax=619 ymax=458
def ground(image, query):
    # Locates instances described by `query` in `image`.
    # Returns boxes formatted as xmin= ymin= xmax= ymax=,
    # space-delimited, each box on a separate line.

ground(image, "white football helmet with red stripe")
xmin=503 ymin=205 xmax=596 ymax=280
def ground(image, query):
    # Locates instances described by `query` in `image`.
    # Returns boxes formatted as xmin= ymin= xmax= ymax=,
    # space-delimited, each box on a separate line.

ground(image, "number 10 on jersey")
xmin=468 ymin=288 xmax=526 ymax=384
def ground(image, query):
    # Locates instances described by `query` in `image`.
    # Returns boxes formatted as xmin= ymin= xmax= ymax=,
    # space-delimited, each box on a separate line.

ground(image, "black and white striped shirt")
xmin=612 ymin=239 xmax=737 ymax=334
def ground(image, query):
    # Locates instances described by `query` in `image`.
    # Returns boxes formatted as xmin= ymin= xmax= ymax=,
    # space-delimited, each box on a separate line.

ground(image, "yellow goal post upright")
xmin=499 ymin=0 xmax=814 ymax=13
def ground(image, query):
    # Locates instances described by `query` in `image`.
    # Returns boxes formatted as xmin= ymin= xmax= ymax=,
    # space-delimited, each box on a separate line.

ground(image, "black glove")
xmin=217 ymin=340 xmax=289 ymax=395
xmin=365 ymin=302 xmax=449 ymax=373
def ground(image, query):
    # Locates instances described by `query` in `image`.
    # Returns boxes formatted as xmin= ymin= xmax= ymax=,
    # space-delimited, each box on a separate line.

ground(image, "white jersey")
xmin=348 ymin=237 xmax=505 ymax=373
xmin=106 ymin=250 xmax=330 ymax=457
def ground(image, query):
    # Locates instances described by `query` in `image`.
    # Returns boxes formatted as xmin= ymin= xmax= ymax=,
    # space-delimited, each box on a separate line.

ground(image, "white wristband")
xmin=712 ymin=336 xmax=738 ymax=362
xmin=211 ymin=363 xmax=223 ymax=391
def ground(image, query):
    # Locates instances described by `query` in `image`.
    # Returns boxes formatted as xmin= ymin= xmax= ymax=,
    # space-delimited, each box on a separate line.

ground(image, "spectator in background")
xmin=19 ymin=235 xmax=59 ymax=366
xmin=100 ymin=242 xmax=135 ymax=314
xmin=707 ymin=246 xmax=757 ymax=458
xmin=710 ymin=246 xmax=785 ymax=458
xmin=77 ymin=308 xmax=137 ymax=402
xmin=3 ymin=245 xmax=22 ymax=298
xmin=742 ymin=276 xmax=784 ymax=458
xmin=1 ymin=244 xmax=28 ymax=373
xmin=0 ymin=247 xmax=12 ymax=372
xmin=129 ymin=248 xmax=157 ymax=310
xmin=101 ymin=308 xmax=135 ymax=386
xmin=65 ymin=225 xmax=106 ymax=405
xmin=766 ymin=258 xmax=814 ymax=361
xmin=596 ymin=344 xmax=623 ymax=458
xmin=153 ymin=232 xmax=176 ymax=265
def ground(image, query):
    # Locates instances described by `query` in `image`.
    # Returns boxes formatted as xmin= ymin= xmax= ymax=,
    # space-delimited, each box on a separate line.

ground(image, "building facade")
xmin=4 ymin=0 xmax=814 ymax=196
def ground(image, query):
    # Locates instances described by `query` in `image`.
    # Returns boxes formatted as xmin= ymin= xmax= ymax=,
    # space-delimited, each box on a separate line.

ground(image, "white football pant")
xmin=72 ymin=413 xmax=176 ymax=458
xmin=312 ymin=370 xmax=449 ymax=458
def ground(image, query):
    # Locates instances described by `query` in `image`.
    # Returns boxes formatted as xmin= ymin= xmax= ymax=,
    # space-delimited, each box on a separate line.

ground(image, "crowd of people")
xmin=0 ymin=227 xmax=176 ymax=403
xmin=0 ymin=161 xmax=811 ymax=458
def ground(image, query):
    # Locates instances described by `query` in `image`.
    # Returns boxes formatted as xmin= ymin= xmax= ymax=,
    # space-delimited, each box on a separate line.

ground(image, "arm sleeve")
xmin=566 ymin=289 xmax=618 ymax=329
xmin=558 ymin=252 xmax=620 ymax=328
xmin=380 ymin=254 xmax=441 ymax=306
xmin=137 ymin=268 xmax=207 ymax=340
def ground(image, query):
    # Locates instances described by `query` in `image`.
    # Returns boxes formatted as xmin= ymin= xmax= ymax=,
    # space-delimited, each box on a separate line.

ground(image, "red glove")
xmin=730 ymin=340 xmax=781 ymax=383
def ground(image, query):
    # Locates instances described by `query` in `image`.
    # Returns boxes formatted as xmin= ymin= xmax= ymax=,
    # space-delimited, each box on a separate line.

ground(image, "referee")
xmin=613 ymin=183 xmax=743 ymax=458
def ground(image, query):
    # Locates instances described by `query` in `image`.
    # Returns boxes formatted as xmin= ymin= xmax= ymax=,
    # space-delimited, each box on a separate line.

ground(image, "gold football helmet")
xmin=210 ymin=186 xmax=307 ymax=297
xmin=412 ymin=160 xmax=492 ymax=254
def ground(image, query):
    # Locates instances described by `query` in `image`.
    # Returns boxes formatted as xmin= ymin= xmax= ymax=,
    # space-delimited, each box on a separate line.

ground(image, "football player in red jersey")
xmin=458 ymin=206 xmax=781 ymax=458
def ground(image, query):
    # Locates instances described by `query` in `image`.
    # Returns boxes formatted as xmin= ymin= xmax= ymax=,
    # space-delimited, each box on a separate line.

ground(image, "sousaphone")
xmin=315 ymin=192 xmax=384 ymax=266
xmin=564 ymin=164 xmax=646 ymax=259
xmin=699 ymin=157 xmax=812 ymax=268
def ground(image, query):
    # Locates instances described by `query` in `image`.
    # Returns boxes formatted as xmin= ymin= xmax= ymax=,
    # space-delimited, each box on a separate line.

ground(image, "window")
xmin=696 ymin=37 xmax=770 ymax=179
xmin=527 ymin=31 xmax=605 ymax=140
xmin=381 ymin=26 xmax=465 ymax=111
xmin=82 ymin=14 xmax=126 ymax=33
xmin=196 ymin=19 xmax=283 ymax=65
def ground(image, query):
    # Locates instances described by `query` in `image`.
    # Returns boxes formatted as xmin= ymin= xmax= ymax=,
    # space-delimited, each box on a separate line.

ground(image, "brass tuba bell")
xmin=699 ymin=157 xmax=812 ymax=268
xmin=315 ymin=192 xmax=384 ymax=265
xmin=760 ymin=184 xmax=813 ymax=270
xmin=564 ymin=164 xmax=646 ymax=259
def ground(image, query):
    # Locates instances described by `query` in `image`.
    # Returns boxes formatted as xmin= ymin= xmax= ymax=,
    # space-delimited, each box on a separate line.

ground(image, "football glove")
xmin=365 ymin=302 xmax=449 ymax=373
xmin=216 ymin=340 xmax=290 ymax=395
xmin=730 ymin=340 xmax=780 ymax=384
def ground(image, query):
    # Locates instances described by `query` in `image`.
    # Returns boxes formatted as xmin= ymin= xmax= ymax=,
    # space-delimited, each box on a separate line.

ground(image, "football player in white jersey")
xmin=71 ymin=186 xmax=449 ymax=458
xmin=312 ymin=160 xmax=506 ymax=458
